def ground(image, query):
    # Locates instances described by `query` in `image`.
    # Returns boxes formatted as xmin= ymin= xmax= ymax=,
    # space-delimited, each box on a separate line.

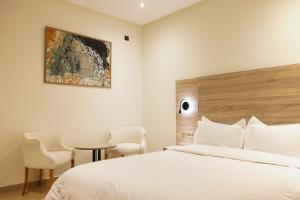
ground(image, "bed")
xmin=46 ymin=144 xmax=300 ymax=200
xmin=46 ymin=63 xmax=300 ymax=200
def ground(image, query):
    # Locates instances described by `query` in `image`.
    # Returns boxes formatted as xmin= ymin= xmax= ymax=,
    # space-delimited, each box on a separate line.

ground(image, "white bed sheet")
xmin=45 ymin=145 xmax=300 ymax=200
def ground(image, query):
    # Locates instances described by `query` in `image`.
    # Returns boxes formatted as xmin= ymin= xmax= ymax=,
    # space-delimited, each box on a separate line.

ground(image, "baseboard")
xmin=0 ymin=177 xmax=58 ymax=193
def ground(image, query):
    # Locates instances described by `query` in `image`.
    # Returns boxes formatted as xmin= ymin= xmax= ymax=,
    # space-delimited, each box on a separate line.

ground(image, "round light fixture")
xmin=182 ymin=101 xmax=189 ymax=111
xmin=140 ymin=2 xmax=145 ymax=8
xmin=179 ymin=99 xmax=190 ymax=114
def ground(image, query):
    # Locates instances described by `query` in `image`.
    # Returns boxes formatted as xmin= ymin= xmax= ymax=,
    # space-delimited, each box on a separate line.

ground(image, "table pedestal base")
xmin=92 ymin=149 xmax=102 ymax=162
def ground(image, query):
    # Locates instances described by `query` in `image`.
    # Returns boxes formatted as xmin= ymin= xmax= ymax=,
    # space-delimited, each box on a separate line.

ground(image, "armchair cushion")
xmin=50 ymin=151 xmax=73 ymax=167
xmin=109 ymin=143 xmax=142 ymax=156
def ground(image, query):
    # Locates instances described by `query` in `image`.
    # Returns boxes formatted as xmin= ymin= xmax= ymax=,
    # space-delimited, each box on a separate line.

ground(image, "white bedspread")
xmin=45 ymin=145 xmax=300 ymax=200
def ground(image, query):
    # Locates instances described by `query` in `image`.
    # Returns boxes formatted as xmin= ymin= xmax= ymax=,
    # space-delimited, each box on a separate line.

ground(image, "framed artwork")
xmin=44 ymin=27 xmax=112 ymax=88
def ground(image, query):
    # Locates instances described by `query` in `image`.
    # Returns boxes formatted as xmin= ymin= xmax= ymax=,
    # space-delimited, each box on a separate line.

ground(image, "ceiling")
xmin=65 ymin=0 xmax=203 ymax=25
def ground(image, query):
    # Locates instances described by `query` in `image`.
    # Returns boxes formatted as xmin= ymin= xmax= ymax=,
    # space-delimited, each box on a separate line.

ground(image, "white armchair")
xmin=22 ymin=132 xmax=74 ymax=195
xmin=106 ymin=127 xmax=146 ymax=158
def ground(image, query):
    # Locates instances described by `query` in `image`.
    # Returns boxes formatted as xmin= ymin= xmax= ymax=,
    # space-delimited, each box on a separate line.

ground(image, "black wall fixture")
xmin=179 ymin=99 xmax=190 ymax=114
xmin=125 ymin=35 xmax=130 ymax=41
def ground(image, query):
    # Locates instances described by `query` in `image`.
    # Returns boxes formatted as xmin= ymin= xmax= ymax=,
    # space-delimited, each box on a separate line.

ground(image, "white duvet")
xmin=45 ymin=145 xmax=300 ymax=200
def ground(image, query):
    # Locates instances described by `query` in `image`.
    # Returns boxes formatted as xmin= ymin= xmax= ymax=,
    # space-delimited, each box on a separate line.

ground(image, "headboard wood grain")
xmin=176 ymin=63 xmax=300 ymax=145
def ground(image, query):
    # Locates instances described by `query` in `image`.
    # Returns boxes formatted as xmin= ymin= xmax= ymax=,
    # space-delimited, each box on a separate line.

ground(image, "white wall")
xmin=0 ymin=0 xmax=143 ymax=187
xmin=143 ymin=0 xmax=300 ymax=151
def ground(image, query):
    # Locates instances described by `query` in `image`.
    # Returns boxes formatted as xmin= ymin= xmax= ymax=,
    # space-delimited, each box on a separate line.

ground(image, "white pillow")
xmin=194 ymin=117 xmax=246 ymax=149
xmin=247 ymin=116 xmax=266 ymax=126
xmin=199 ymin=116 xmax=247 ymax=128
xmin=245 ymin=116 xmax=300 ymax=157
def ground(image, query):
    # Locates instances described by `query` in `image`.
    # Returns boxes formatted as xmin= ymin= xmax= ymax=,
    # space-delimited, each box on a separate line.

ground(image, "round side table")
xmin=75 ymin=144 xmax=116 ymax=162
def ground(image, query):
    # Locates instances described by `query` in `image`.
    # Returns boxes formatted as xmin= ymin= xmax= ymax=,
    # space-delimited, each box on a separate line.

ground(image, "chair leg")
xmin=71 ymin=159 xmax=75 ymax=168
xmin=48 ymin=169 xmax=54 ymax=187
xmin=38 ymin=169 xmax=43 ymax=186
xmin=22 ymin=167 xmax=29 ymax=196
xmin=105 ymin=150 xmax=109 ymax=160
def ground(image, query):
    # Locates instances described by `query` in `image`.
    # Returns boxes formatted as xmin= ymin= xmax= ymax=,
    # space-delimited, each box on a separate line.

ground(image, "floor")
xmin=0 ymin=185 xmax=48 ymax=200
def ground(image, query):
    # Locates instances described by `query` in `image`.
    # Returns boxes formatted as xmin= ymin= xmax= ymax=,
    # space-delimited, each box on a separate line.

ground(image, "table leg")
xmin=92 ymin=150 xmax=97 ymax=162
xmin=98 ymin=149 xmax=101 ymax=161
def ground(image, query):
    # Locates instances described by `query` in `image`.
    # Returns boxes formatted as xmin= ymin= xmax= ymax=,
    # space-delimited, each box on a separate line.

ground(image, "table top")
xmin=75 ymin=144 xmax=116 ymax=150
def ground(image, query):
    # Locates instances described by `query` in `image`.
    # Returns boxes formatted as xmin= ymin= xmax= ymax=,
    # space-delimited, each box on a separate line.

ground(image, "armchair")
xmin=22 ymin=132 xmax=74 ymax=195
xmin=106 ymin=127 xmax=146 ymax=158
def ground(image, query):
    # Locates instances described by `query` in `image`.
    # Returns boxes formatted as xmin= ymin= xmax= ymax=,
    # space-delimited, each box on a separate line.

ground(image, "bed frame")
xmin=176 ymin=63 xmax=300 ymax=145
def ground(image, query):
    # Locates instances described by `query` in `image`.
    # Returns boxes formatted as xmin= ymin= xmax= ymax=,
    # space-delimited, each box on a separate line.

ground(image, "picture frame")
xmin=44 ymin=27 xmax=112 ymax=88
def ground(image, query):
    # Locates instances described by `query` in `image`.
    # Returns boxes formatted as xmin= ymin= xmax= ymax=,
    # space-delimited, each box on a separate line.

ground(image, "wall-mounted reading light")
xmin=179 ymin=99 xmax=190 ymax=114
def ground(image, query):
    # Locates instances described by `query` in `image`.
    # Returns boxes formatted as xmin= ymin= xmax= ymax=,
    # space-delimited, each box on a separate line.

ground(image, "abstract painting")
xmin=44 ymin=27 xmax=111 ymax=88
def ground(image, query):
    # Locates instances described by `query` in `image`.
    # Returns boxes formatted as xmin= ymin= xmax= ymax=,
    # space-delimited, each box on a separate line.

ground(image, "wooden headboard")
xmin=176 ymin=63 xmax=300 ymax=145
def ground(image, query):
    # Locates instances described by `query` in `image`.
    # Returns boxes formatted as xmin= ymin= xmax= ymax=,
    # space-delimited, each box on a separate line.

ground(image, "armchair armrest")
xmin=45 ymin=134 xmax=74 ymax=152
xmin=109 ymin=130 xmax=121 ymax=145
xmin=59 ymin=140 xmax=74 ymax=151
xmin=59 ymin=140 xmax=75 ymax=159
xmin=140 ymin=132 xmax=146 ymax=153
